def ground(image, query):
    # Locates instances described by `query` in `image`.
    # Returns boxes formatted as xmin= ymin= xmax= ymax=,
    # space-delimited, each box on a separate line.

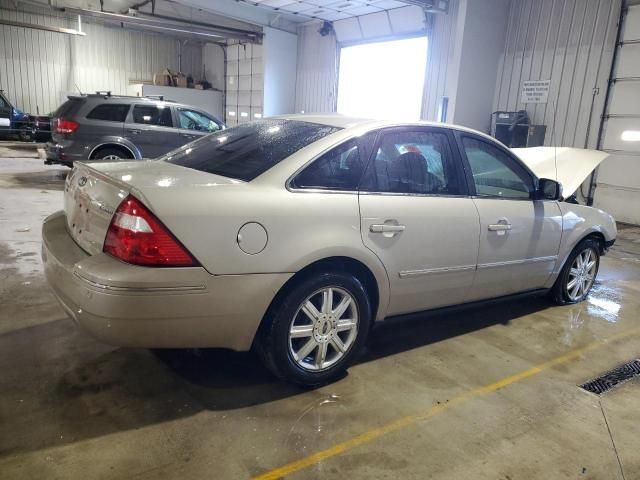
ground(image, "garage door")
xmin=594 ymin=4 xmax=640 ymax=225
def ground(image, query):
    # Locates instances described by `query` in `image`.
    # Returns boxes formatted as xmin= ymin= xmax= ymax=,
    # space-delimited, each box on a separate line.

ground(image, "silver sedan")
xmin=42 ymin=115 xmax=616 ymax=385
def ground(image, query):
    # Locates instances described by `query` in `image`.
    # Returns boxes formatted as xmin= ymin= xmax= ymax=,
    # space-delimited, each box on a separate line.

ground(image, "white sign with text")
xmin=521 ymin=80 xmax=550 ymax=104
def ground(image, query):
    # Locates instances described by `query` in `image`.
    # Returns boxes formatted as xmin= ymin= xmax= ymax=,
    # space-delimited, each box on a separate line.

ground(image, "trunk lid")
xmin=64 ymin=163 xmax=130 ymax=255
xmin=64 ymin=160 xmax=243 ymax=255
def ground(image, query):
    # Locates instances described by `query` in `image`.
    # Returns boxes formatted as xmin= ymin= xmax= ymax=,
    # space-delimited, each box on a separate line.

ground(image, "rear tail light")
xmin=55 ymin=118 xmax=79 ymax=134
xmin=104 ymin=195 xmax=198 ymax=267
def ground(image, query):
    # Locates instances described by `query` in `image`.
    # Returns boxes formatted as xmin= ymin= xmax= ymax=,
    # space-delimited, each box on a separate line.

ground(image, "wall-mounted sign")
xmin=521 ymin=80 xmax=550 ymax=104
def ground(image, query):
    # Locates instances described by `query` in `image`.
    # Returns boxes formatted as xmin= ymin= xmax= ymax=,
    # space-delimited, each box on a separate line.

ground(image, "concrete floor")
xmin=1 ymin=151 xmax=639 ymax=480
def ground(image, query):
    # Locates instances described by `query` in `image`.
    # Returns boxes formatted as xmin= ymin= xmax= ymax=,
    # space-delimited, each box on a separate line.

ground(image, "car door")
xmin=175 ymin=107 xmax=224 ymax=143
xmin=358 ymin=127 xmax=480 ymax=316
xmin=457 ymin=133 xmax=563 ymax=300
xmin=82 ymin=102 xmax=129 ymax=147
xmin=124 ymin=103 xmax=181 ymax=158
xmin=0 ymin=93 xmax=12 ymax=133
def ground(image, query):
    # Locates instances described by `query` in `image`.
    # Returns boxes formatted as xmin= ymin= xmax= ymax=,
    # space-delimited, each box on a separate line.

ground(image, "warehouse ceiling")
xmin=20 ymin=0 xmax=445 ymax=39
xmin=240 ymin=0 xmax=409 ymax=22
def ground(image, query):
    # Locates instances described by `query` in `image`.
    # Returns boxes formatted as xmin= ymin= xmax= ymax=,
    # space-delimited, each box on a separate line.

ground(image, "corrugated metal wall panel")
xmin=294 ymin=23 xmax=338 ymax=114
xmin=0 ymin=0 xmax=202 ymax=115
xmin=421 ymin=0 xmax=459 ymax=121
xmin=493 ymin=0 xmax=621 ymax=147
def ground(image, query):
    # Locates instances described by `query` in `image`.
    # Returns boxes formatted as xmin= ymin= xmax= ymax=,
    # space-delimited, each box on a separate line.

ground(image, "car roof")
xmin=272 ymin=113 xmax=499 ymax=143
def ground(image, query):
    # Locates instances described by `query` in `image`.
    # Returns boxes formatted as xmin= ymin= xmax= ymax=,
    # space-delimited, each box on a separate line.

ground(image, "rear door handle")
xmin=181 ymin=133 xmax=196 ymax=139
xmin=488 ymin=224 xmax=512 ymax=231
xmin=127 ymin=129 xmax=141 ymax=135
xmin=370 ymin=224 xmax=406 ymax=233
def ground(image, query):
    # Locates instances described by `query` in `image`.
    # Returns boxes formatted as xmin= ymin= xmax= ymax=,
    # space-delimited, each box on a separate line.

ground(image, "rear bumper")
xmin=45 ymin=142 xmax=70 ymax=165
xmin=45 ymin=142 xmax=85 ymax=166
xmin=42 ymin=211 xmax=292 ymax=350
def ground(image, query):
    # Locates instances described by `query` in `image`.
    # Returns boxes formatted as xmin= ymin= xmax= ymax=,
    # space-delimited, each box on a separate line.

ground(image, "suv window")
xmin=163 ymin=120 xmax=340 ymax=182
xmin=361 ymin=129 xmax=461 ymax=195
xmin=0 ymin=96 xmax=7 ymax=108
xmin=132 ymin=105 xmax=173 ymax=127
xmin=462 ymin=136 xmax=534 ymax=199
xmin=292 ymin=139 xmax=363 ymax=191
xmin=86 ymin=104 xmax=130 ymax=122
xmin=177 ymin=108 xmax=221 ymax=132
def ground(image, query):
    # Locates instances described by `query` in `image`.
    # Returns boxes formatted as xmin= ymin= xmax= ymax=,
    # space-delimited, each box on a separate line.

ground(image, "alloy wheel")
xmin=288 ymin=286 xmax=359 ymax=372
xmin=566 ymin=247 xmax=597 ymax=301
xmin=102 ymin=155 xmax=121 ymax=160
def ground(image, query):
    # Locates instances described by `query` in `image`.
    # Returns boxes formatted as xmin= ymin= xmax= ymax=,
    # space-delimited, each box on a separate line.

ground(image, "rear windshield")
xmin=162 ymin=119 xmax=340 ymax=181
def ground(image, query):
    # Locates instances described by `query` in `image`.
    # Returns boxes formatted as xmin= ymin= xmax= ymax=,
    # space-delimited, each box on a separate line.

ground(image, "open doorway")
xmin=337 ymin=36 xmax=428 ymax=121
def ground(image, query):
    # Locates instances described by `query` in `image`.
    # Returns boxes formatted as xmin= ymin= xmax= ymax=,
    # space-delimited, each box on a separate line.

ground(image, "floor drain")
xmin=579 ymin=359 xmax=640 ymax=395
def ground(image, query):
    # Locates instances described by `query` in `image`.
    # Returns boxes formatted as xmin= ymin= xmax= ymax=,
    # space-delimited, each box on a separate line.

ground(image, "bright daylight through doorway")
xmin=337 ymin=36 xmax=428 ymax=121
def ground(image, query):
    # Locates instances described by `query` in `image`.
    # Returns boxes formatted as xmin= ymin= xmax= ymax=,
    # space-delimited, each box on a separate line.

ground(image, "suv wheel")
xmin=92 ymin=147 xmax=133 ymax=161
xmin=552 ymin=238 xmax=600 ymax=304
xmin=257 ymin=271 xmax=371 ymax=386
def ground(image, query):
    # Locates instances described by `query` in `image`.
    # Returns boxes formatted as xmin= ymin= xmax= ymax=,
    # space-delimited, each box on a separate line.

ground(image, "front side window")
xmin=292 ymin=139 xmax=364 ymax=190
xmin=132 ymin=105 xmax=173 ymax=127
xmin=178 ymin=108 xmax=221 ymax=132
xmin=361 ymin=129 xmax=461 ymax=195
xmin=86 ymin=104 xmax=130 ymax=122
xmin=462 ymin=136 xmax=534 ymax=199
xmin=163 ymin=119 xmax=340 ymax=182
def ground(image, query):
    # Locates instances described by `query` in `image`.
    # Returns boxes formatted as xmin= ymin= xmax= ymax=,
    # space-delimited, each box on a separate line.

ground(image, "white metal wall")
xmin=0 ymin=0 xmax=202 ymax=115
xmin=421 ymin=0 xmax=459 ymax=122
xmin=294 ymin=23 xmax=338 ymax=114
xmin=492 ymin=0 xmax=621 ymax=148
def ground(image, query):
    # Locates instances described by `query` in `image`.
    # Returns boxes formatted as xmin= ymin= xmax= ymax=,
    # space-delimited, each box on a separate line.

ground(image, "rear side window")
xmin=292 ymin=139 xmax=363 ymax=190
xmin=163 ymin=120 xmax=340 ymax=182
xmin=86 ymin=104 xmax=130 ymax=122
xmin=361 ymin=129 xmax=461 ymax=195
xmin=132 ymin=105 xmax=173 ymax=127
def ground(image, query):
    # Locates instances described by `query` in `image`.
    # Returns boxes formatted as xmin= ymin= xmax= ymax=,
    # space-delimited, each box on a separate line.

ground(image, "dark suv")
xmin=45 ymin=92 xmax=225 ymax=166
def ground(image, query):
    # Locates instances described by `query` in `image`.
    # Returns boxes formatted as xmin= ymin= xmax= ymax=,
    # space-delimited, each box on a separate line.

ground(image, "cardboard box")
xmin=153 ymin=69 xmax=173 ymax=86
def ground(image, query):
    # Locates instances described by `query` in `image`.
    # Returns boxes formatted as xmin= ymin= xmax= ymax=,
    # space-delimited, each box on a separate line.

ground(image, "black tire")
xmin=256 ymin=271 xmax=372 ymax=386
xmin=18 ymin=126 xmax=34 ymax=142
xmin=91 ymin=147 xmax=133 ymax=161
xmin=551 ymin=238 xmax=601 ymax=305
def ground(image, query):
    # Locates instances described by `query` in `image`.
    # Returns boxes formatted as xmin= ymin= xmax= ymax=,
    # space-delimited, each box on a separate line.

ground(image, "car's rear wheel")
xmin=92 ymin=146 xmax=133 ymax=161
xmin=257 ymin=271 xmax=371 ymax=386
xmin=552 ymin=238 xmax=600 ymax=304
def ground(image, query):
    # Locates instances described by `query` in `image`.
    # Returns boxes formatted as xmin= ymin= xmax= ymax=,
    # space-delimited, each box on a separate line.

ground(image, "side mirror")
xmin=537 ymin=178 xmax=563 ymax=201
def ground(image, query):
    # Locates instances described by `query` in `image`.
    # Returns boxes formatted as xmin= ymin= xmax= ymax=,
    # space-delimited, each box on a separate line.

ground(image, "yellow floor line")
xmin=253 ymin=327 xmax=640 ymax=480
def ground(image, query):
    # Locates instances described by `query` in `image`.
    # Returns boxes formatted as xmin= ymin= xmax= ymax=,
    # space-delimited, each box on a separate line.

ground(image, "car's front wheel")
xmin=257 ymin=271 xmax=371 ymax=386
xmin=552 ymin=238 xmax=601 ymax=304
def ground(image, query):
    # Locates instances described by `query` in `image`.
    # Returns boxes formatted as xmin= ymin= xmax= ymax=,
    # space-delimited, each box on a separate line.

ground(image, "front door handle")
xmin=488 ymin=217 xmax=512 ymax=234
xmin=127 ymin=129 xmax=141 ymax=135
xmin=370 ymin=224 xmax=406 ymax=233
xmin=181 ymin=133 xmax=196 ymax=139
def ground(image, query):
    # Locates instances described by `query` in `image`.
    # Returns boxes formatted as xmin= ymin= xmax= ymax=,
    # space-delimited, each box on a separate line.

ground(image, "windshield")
xmin=161 ymin=119 xmax=340 ymax=181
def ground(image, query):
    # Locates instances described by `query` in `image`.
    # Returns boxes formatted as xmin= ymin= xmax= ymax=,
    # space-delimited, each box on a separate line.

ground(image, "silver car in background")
xmin=45 ymin=92 xmax=225 ymax=166
xmin=42 ymin=115 xmax=616 ymax=386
